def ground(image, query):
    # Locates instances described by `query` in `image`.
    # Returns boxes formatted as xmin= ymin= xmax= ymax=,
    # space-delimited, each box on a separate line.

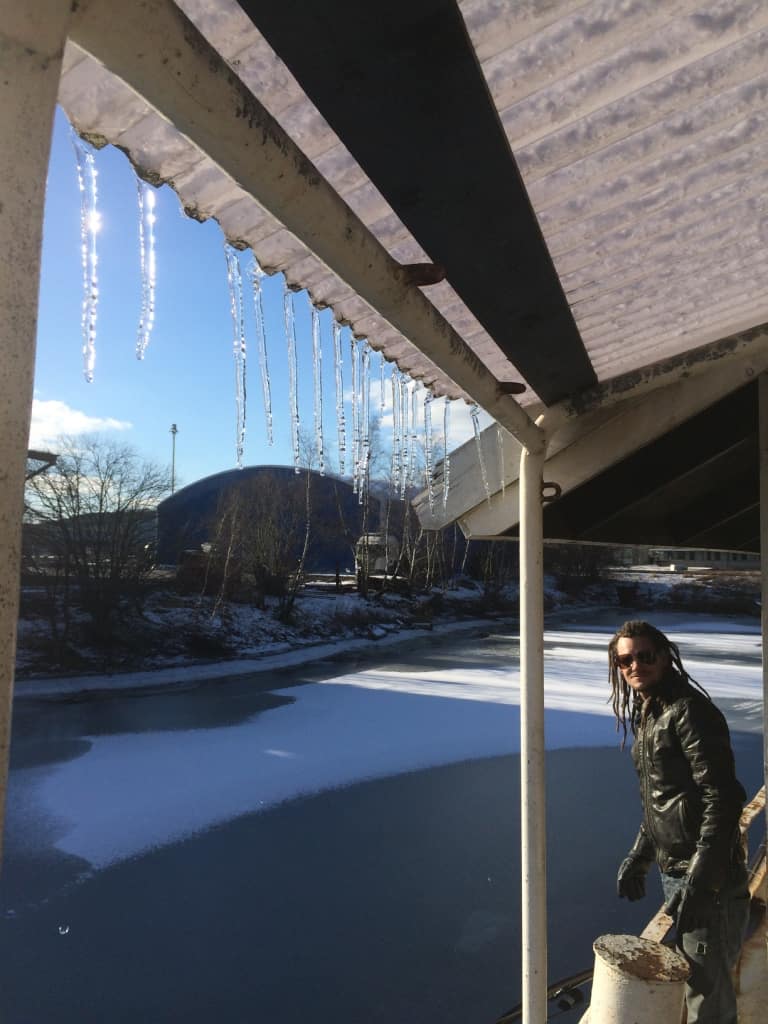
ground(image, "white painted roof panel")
xmin=57 ymin=0 xmax=768 ymax=404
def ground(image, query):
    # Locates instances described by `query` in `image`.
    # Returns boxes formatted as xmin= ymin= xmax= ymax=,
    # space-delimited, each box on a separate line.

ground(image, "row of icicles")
xmin=70 ymin=128 xmax=500 ymax=512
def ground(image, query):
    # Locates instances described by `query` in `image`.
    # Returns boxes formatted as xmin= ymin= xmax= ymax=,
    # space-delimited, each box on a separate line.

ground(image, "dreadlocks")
xmin=608 ymin=620 xmax=710 ymax=747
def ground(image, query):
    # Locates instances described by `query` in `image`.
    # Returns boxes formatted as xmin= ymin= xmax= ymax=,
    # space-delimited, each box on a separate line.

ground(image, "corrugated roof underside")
xmin=58 ymin=0 xmax=768 ymax=404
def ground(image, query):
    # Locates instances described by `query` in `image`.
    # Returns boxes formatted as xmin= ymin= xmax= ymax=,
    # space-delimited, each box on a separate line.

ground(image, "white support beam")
xmin=0 ymin=0 xmax=72 ymax=865
xmin=451 ymin=346 xmax=768 ymax=538
xmin=415 ymin=324 xmax=768 ymax=532
xmin=519 ymin=442 xmax=548 ymax=1023
xmin=68 ymin=0 xmax=544 ymax=454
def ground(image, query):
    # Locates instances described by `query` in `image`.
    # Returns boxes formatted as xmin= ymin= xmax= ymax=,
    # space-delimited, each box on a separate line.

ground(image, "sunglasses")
xmin=615 ymin=649 xmax=658 ymax=670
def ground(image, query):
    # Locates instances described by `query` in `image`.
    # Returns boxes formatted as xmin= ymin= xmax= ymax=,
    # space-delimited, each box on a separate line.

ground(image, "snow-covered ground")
xmin=7 ymin=613 xmax=762 ymax=874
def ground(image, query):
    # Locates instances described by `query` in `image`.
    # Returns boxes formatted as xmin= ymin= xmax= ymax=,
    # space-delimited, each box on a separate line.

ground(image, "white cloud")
xmin=28 ymin=399 xmax=132 ymax=448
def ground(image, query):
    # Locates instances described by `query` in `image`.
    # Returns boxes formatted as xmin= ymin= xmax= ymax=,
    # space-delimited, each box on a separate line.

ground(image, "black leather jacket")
xmin=628 ymin=670 xmax=746 ymax=888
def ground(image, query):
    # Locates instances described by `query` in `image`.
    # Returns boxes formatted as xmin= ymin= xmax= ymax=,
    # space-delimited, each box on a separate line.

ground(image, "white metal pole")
xmin=758 ymin=374 xmax=768 ymax=857
xmin=0 ymin=0 xmax=71 ymax=869
xmin=519 ymin=442 xmax=547 ymax=1023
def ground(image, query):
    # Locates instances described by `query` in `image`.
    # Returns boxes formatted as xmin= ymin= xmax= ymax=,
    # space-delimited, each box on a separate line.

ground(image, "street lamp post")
xmin=170 ymin=423 xmax=178 ymax=493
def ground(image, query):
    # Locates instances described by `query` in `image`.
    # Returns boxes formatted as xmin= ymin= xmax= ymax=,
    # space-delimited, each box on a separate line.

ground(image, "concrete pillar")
xmin=0 ymin=0 xmax=72 ymax=867
xmin=583 ymin=935 xmax=688 ymax=1024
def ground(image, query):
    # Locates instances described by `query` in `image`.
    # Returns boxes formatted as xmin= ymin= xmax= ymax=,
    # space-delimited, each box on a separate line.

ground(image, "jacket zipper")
xmin=638 ymin=716 xmax=659 ymax=849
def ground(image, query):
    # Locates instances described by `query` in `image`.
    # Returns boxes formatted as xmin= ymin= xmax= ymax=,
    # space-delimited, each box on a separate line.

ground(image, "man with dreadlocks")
xmin=609 ymin=620 xmax=749 ymax=1024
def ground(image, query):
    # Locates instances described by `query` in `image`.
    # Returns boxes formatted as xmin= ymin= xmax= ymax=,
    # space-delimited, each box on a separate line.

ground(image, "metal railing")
xmin=495 ymin=786 xmax=766 ymax=1023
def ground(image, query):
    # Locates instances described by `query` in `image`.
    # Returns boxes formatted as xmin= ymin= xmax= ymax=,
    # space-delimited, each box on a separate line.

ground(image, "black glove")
xmin=664 ymin=880 xmax=719 ymax=931
xmin=617 ymin=855 xmax=650 ymax=901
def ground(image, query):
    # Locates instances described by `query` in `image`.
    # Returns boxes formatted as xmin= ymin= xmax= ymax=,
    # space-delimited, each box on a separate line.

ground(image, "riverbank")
xmin=13 ymin=567 xmax=760 ymax=700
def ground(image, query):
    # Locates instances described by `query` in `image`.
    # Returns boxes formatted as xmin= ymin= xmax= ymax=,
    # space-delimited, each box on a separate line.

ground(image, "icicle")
xmin=249 ymin=255 xmax=273 ymax=446
xmin=224 ymin=244 xmax=247 ymax=468
xmin=407 ymin=381 xmax=419 ymax=488
xmin=379 ymin=352 xmax=386 ymax=413
xmin=359 ymin=342 xmax=371 ymax=504
xmin=333 ymin=321 xmax=346 ymax=475
xmin=398 ymin=375 xmax=409 ymax=498
xmin=423 ymin=390 xmax=435 ymax=515
xmin=309 ymin=297 xmax=325 ymax=475
xmin=135 ymin=179 xmax=157 ymax=360
xmin=497 ymin=423 xmax=506 ymax=497
xmin=471 ymin=403 xmax=492 ymax=505
xmin=282 ymin=279 xmax=301 ymax=474
xmin=71 ymin=131 xmax=100 ymax=382
xmin=390 ymin=369 xmax=402 ymax=492
xmin=442 ymin=397 xmax=451 ymax=511
xmin=350 ymin=336 xmax=360 ymax=492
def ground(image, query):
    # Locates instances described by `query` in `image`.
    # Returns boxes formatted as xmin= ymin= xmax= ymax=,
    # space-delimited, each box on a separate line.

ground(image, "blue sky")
xmin=32 ymin=108 xmax=488 ymax=490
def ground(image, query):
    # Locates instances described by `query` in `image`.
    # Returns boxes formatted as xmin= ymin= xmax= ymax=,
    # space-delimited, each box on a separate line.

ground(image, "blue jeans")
xmin=661 ymin=862 xmax=750 ymax=1024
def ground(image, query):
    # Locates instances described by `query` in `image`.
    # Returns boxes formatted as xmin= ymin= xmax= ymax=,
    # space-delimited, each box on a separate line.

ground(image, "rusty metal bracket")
xmin=399 ymin=262 xmax=446 ymax=286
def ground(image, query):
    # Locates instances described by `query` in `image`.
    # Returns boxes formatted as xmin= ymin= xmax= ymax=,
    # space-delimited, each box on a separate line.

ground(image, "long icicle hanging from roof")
xmin=471 ymin=403 xmax=492 ymax=506
xmin=249 ymin=254 xmax=273 ymax=447
xmin=399 ymin=372 xmax=411 ymax=499
xmin=70 ymin=130 xmax=100 ymax=383
xmin=423 ymin=389 xmax=435 ymax=515
xmin=442 ymin=397 xmax=451 ymax=511
xmin=310 ymin=297 xmax=325 ymax=476
xmin=408 ymin=381 xmax=418 ymax=491
xmin=224 ymin=244 xmax=247 ymax=468
xmin=350 ymin=336 xmax=361 ymax=494
xmin=135 ymin=178 xmax=157 ymax=360
xmin=283 ymin=279 xmax=301 ymax=474
xmin=390 ymin=368 xmax=402 ymax=494
xmin=497 ymin=423 xmax=506 ymax=497
xmin=359 ymin=341 xmax=371 ymax=504
xmin=333 ymin=321 xmax=347 ymax=475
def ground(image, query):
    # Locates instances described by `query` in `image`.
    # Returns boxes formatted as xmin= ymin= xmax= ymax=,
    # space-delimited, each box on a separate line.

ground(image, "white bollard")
xmin=583 ymin=934 xmax=688 ymax=1024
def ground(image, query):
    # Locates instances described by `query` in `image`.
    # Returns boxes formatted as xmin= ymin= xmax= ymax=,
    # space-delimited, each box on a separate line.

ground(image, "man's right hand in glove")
xmin=617 ymin=854 xmax=651 ymax=901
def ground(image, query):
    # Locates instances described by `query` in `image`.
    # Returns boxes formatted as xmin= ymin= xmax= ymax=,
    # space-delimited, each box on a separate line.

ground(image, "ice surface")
xmin=15 ymin=619 xmax=763 ymax=872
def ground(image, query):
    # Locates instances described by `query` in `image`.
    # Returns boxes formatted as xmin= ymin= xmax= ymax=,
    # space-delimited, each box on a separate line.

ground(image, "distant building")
xmin=156 ymin=465 xmax=376 ymax=572
xmin=648 ymin=547 xmax=760 ymax=571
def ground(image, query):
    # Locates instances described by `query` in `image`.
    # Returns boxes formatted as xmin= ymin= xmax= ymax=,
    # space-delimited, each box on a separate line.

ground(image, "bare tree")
xmin=24 ymin=435 xmax=170 ymax=640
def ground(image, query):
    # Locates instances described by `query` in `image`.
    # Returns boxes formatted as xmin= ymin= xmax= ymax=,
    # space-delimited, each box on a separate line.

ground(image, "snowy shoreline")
xmin=13 ymin=601 xmax=760 ymax=703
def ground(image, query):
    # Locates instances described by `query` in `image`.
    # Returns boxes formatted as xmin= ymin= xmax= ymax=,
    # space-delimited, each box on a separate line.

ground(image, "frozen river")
xmin=0 ymin=613 xmax=764 ymax=1022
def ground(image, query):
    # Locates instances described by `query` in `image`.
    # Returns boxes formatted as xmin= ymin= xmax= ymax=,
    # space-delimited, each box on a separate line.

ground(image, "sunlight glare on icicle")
xmin=135 ymin=179 xmax=157 ymax=360
xmin=70 ymin=130 xmax=100 ymax=383
xmin=249 ymin=254 xmax=273 ymax=446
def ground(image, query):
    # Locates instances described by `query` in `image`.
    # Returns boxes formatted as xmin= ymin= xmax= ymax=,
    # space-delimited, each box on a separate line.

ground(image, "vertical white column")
xmin=0 ymin=1 xmax=71 ymax=866
xmin=759 ymin=374 xmax=768 ymax=858
xmin=519 ymin=443 xmax=547 ymax=1023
